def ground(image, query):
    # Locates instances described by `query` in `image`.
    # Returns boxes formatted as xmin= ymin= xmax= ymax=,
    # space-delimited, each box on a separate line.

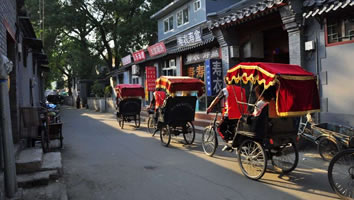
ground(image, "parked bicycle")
xmin=298 ymin=114 xmax=354 ymax=161
xmin=328 ymin=148 xmax=354 ymax=200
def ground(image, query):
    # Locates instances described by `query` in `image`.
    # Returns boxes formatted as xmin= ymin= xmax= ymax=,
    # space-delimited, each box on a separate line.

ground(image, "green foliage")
xmin=91 ymin=81 xmax=105 ymax=97
xmin=104 ymin=86 xmax=112 ymax=97
xmin=25 ymin=0 xmax=173 ymax=93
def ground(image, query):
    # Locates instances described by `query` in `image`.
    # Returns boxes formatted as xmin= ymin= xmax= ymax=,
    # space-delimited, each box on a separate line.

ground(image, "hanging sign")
xmin=121 ymin=55 xmax=132 ymax=66
xmin=145 ymin=66 xmax=156 ymax=91
xmin=132 ymin=50 xmax=146 ymax=62
xmin=205 ymin=59 xmax=223 ymax=96
xmin=148 ymin=42 xmax=166 ymax=57
xmin=177 ymin=28 xmax=202 ymax=47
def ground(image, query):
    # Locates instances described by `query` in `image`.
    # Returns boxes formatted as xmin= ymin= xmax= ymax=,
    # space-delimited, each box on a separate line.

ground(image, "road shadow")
xmin=60 ymin=107 xmax=338 ymax=200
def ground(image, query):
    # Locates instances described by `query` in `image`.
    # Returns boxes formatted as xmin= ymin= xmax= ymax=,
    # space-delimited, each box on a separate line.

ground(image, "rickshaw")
xmin=115 ymin=84 xmax=144 ymax=129
xmin=202 ymin=62 xmax=320 ymax=180
xmin=155 ymin=76 xmax=205 ymax=147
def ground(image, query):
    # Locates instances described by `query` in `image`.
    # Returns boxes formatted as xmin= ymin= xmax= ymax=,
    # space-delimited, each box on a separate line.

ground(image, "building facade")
xmin=1 ymin=0 xmax=48 ymax=142
xmin=302 ymin=0 xmax=354 ymax=126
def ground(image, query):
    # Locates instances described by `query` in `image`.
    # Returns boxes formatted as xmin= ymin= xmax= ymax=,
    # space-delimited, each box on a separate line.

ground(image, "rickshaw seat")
xmin=159 ymin=96 xmax=196 ymax=124
xmin=118 ymin=98 xmax=141 ymax=116
xmin=237 ymin=106 xmax=269 ymax=139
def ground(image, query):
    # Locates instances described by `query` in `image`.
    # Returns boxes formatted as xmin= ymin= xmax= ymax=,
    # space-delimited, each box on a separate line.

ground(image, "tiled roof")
xmin=169 ymin=36 xmax=215 ymax=54
xmin=208 ymin=0 xmax=285 ymax=30
xmin=303 ymin=0 xmax=354 ymax=18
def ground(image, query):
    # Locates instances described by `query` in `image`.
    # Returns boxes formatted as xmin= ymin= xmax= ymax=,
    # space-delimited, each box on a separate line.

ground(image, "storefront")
xmin=208 ymin=0 xmax=304 ymax=76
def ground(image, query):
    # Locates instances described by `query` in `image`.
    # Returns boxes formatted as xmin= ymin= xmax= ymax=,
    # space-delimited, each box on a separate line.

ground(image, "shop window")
xmin=326 ymin=14 xmax=354 ymax=46
xmin=132 ymin=76 xmax=139 ymax=84
xmin=162 ymin=59 xmax=176 ymax=76
xmin=164 ymin=16 xmax=174 ymax=33
xmin=177 ymin=7 xmax=189 ymax=27
xmin=194 ymin=0 xmax=201 ymax=12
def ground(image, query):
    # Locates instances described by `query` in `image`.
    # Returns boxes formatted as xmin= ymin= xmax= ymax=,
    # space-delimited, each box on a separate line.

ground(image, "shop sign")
xmin=148 ymin=42 xmax=166 ymax=57
xmin=177 ymin=28 xmax=202 ymax=47
xmin=185 ymin=48 xmax=220 ymax=65
xmin=145 ymin=66 xmax=156 ymax=91
xmin=132 ymin=50 xmax=146 ymax=62
xmin=187 ymin=64 xmax=205 ymax=80
xmin=205 ymin=59 xmax=223 ymax=96
xmin=121 ymin=55 xmax=132 ymax=66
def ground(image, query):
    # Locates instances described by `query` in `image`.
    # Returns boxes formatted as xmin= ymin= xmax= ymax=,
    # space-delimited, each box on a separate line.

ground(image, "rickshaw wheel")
xmin=160 ymin=125 xmax=171 ymax=147
xmin=135 ymin=114 xmax=141 ymax=128
xmin=237 ymin=139 xmax=267 ymax=180
xmin=271 ymin=141 xmax=299 ymax=174
xmin=202 ymin=126 xmax=218 ymax=157
xmin=318 ymin=137 xmax=340 ymax=161
xmin=183 ymin=122 xmax=195 ymax=145
xmin=118 ymin=116 xmax=124 ymax=129
xmin=328 ymin=149 xmax=354 ymax=200
xmin=147 ymin=117 xmax=155 ymax=134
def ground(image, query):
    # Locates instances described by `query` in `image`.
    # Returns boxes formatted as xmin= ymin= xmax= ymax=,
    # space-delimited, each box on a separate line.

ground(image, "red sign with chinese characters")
xmin=132 ymin=50 xmax=146 ymax=62
xmin=147 ymin=42 xmax=167 ymax=57
xmin=145 ymin=66 xmax=157 ymax=91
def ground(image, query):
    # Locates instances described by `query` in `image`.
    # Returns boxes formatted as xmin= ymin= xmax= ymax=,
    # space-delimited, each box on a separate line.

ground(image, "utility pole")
xmin=0 ymin=54 xmax=17 ymax=198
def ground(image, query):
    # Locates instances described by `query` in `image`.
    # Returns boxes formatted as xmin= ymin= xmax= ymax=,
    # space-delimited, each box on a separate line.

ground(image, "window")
xmin=164 ymin=16 xmax=174 ymax=33
xmin=177 ymin=7 xmax=189 ymax=27
xmin=162 ymin=59 xmax=176 ymax=76
xmin=194 ymin=0 xmax=201 ymax=12
xmin=326 ymin=13 xmax=354 ymax=46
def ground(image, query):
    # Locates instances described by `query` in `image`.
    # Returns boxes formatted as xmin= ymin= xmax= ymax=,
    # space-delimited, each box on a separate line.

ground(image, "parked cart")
xmin=115 ymin=84 xmax=144 ymax=129
xmin=155 ymin=76 xmax=205 ymax=147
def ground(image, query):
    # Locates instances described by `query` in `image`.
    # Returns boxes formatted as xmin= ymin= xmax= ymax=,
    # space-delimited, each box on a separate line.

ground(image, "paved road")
xmin=61 ymin=107 xmax=338 ymax=200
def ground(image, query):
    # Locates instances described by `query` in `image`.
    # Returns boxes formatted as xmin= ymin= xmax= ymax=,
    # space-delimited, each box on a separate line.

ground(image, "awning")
xmin=40 ymin=65 xmax=50 ymax=72
xmin=208 ymin=0 xmax=285 ymax=30
xmin=303 ymin=0 xmax=354 ymax=18
xmin=23 ymin=38 xmax=43 ymax=50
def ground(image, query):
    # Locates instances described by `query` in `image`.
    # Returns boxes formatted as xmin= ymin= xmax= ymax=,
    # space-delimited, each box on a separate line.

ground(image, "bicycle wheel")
xmin=147 ymin=117 xmax=155 ymax=134
xmin=318 ymin=137 xmax=340 ymax=161
xmin=271 ymin=141 xmax=299 ymax=174
xmin=237 ymin=139 xmax=267 ymax=180
xmin=135 ymin=114 xmax=141 ymax=128
xmin=40 ymin=125 xmax=49 ymax=153
xmin=328 ymin=149 xmax=354 ymax=200
xmin=183 ymin=122 xmax=195 ymax=145
xmin=160 ymin=125 xmax=171 ymax=147
xmin=202 ymin=126 xmax=218 ymax=156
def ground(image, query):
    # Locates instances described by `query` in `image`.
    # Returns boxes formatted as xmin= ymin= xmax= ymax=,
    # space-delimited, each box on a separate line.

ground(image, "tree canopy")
xmin=25 ymin=0 xmax=172 ymax=92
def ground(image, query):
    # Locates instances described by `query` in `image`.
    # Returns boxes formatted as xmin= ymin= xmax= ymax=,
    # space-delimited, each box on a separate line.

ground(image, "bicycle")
xmin=328 ymin=148 xmax=354 ymax=200
xmin=147 ymin=109 xmax=158 ymax=136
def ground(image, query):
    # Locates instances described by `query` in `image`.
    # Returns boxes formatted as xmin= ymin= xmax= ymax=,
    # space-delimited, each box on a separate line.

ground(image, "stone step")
xmin=40 ymin=152 xmax=63 ymax=176
xmin=16 ymin=148 xmax=43 ymax=174
xmin=17 ymin=170 xmax=59 ymax=188
xmin=22 ymin=182 xmax=68 ymax=200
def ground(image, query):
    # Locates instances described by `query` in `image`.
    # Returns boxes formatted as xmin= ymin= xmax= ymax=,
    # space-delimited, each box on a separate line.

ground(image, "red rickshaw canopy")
xmin=115 ymin=84 xmax=145 ymax=98
xmin=226 ymin=62 xmax=320 ymax=117
xmin=155 ymin=76 xmax=205 ymax=97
